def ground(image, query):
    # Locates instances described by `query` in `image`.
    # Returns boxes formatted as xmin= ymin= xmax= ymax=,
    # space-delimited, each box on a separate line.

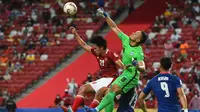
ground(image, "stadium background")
xmin=0 ymin=0 xmax=199 ymax=112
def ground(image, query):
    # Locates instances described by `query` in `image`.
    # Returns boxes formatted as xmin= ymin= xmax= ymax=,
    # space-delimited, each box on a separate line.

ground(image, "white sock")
xmin=95 ymin=107 xmax=100 ymax=112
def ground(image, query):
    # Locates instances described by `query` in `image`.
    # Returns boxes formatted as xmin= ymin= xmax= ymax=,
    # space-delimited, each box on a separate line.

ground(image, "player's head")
xmin=90 ymin=36 xmax=107 ymax=55
xmin=129 ymin=31 xmax=148 ymax=45
xmin=160 ymin=57 xmax=172 ymax=71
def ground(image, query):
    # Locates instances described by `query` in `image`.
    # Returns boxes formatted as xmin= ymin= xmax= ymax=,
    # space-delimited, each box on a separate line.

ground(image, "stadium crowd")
xmin=0 ymin=0 xmax=126 ymax=110
xmin=57 ymin=0 xmax=200 ymax=110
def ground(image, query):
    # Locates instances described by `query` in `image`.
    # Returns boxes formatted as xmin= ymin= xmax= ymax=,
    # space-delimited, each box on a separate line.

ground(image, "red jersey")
xmin=91 ymin=48 xmax=119 ymax=78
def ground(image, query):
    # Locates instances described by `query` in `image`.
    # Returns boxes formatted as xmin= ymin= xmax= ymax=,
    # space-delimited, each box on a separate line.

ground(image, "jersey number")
xmin=160 ymin=82 xmax=170 ymax=97
xmin=99 ymin=60 xmax=104 ymax=66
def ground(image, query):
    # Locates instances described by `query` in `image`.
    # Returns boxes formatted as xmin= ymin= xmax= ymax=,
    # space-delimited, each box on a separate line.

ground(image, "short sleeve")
xmin=109 ymin=52 xmax=120 ymax=62
xmin=143 ymin=80 xmax=152 ymax=95
xmin=117 ymin=32 xmax=129 ymax=45
xmin=175 ymin=76 xmax=182 ymax=89
xmin=137 ymin=50 xmax=144 ymax=61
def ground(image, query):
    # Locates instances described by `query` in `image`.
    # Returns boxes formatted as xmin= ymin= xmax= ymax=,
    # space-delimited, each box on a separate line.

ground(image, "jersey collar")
xmin=160 ymin=72 xmax=171 ymax=74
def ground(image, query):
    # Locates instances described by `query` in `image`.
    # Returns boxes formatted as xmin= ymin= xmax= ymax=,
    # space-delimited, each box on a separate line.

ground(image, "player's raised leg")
xmin=89 ymin=87 xmax=107 ymax=108
xmin=72 ymin=84 xmax=95 ymax=111
xmin=95 ymin=84 xmax=122 ymax=112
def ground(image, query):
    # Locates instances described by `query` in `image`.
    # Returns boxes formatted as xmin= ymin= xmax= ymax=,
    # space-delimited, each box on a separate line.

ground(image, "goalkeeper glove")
xmin=97 ymin=7 xmax=108 ymax=18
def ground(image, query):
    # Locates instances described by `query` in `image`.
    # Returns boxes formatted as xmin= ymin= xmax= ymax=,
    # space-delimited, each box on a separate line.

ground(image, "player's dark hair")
xmin=90 ymin=36 xmax=107 ymax=49
xmin=160 ymin=57 xmax=172 ymax=71
xmin=139 ymin=31 xmax=148 ymax=44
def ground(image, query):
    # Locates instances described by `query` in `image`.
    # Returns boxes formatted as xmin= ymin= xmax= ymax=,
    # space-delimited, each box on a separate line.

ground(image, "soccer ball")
xmin=63 ymin=2 xmax=77 ymax=16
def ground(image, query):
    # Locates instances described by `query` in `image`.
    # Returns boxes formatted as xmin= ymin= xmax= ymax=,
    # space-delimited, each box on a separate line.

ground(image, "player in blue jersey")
xmin=138 ymin=57 xmax=188 ymax=112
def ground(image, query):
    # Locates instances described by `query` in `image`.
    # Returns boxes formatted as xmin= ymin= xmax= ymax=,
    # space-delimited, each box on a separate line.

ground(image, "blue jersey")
xmin=143 ymin=73 xmax=183 ymax=112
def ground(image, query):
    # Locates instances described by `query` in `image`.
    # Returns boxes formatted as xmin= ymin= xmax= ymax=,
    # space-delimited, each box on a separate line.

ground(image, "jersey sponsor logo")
xmin=130 ymin=52 xmax=134 ymax=56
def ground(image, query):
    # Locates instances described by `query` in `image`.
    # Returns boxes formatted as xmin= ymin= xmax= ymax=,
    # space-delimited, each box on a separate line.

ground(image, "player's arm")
xmin=138 ymin=92 xmax=148 ymax=112
xmin=97 ymin=8 xmax=121 ymax=34
xmin=115 ymin=59 xmax=126 ymax=70
xmin=105 ymin=16 xmax=121 ymax=35
xmin=175 ymin=78 xmax=188 ymax=112
xmin=70 ymin=26 xmax=92 ymax=53
xmin=177 ymin=87 xmax=188 ymax=112
xmin=138 ymin=81 xmax=152 ymax=112
xmin=97 ymin=8 xmax=130 ymax=41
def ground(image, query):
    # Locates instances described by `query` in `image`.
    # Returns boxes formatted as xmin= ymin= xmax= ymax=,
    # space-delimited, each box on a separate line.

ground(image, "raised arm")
xmin=97 ymin=8 xmax=121 ymax=35
xmin=70 ymin=27 xmax=92 ymax=53
xmin=105 ymin=17 xmax=122 ymax=35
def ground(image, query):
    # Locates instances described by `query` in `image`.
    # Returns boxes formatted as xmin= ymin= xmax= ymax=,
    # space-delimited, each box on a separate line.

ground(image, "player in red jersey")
xmin=70 ymin=27 xmax=127 ymax=112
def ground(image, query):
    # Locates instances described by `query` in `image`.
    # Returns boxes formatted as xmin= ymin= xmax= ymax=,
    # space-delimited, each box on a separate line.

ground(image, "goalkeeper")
xmin=86 ymin=8 xmax=148 ymax=112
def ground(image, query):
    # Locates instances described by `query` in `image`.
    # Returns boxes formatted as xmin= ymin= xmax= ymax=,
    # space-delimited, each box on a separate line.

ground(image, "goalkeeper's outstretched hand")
xmin=97 ymin=7 xmax=108 ymax=18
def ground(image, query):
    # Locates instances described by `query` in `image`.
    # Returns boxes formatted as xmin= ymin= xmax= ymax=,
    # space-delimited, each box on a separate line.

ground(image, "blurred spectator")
xmin=61 ymin=89 xmax=73 ymax=107
xmin=192 ymin=3 xmax=200 ymax=16
xmin=9 ymin=29 xmax=17 ymax=38
xmin=67 ymin=78 xmax=77 ymax=97
xmin=0 ymin=96 xmax=3 ymax=106
xmin=54 ymin=94 xmax=62 ymax=106
xmin=14 ymin=62 xmax=23 ymax=72
xmin=196 ymin=68 xmax=200 ymax=86
xmin=28 ymin=40 xmax=36 ymax=50
xmin=0 ymin=55 xmax=9 ymax=67
xmin=5 ymin=62 xmax=14 ymax=75
xmin=191 ymin=19 xmax=198 ymax=29
xmin=26 ymin=54 xmax=35 ymax=64
xmin=3 ymin=72 xmax=11 ymax=81
xmin=170 ymin=31 xmax=181 ymax=42
xmin=40 ymin=52 xmax=48 ymax=61
xmin=51 ymin=38 xmax=60 ymax=46
xmin=2 ymin=87 xmax=9 ymax=103
xmin=20 ymin=37 xmax=27 ymax=46
xmin=164 ymin=9 xmax=172 ymax=17
xmin=85 ymin=73 xmax=92 ymax=83
xmin=6 ymin=98 xmax=16 ymax=112
xmin=182 ymin=16 xmax=191 ymax=25
xmin=196 ymin=36 xmax=200 ymax=50
xmin=42 ymin=9 xmax=50 ymax=23
xmin=186 ymin=73 xmax=195 ymax=84
xmin=40 ymin=34 xmax=48 ymax=46
xmin=60 ymin=29 xmax=66 ymax=38
xmin=180 ymin=65 xmax=192 ymax=74
xmin=182 ymin=83 xmax=190 ymax=95
xmin=164 ymin=40 xmax=173 ymax=58
xmin=169 ymin=19 xmax=179 ymax=29
xmin=179 ymin=40 xmax=189 ymax=59
xmin=152 ymin=62 xmax=160 ymax=74
xmin=189 ymin=92 xmax=200 ymax=110
xmin=0 ymin=30 xmax=4 ymax=40
xmin=159 ymin=14 xmax=167 ymax=26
